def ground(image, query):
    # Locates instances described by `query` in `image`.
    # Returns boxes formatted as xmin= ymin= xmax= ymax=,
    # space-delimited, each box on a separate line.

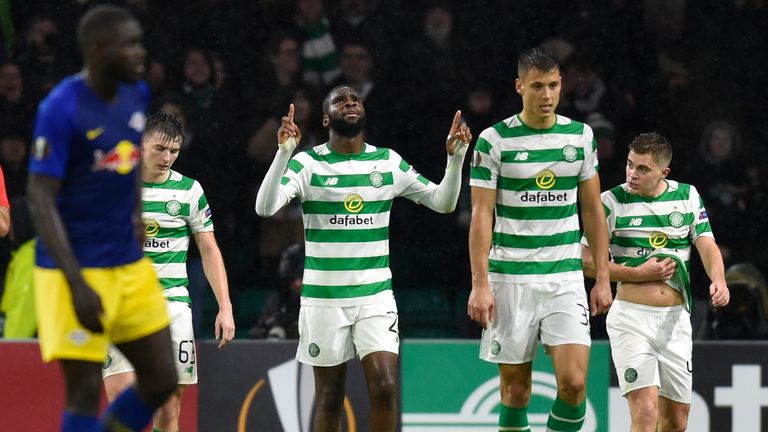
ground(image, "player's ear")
xmin=661 ymin=166 xmax=670 ymax=179
xmin=515 ymin=78 xmax=523 ymax=95
xmin=322 ymin=115 xmax=329 ymax=128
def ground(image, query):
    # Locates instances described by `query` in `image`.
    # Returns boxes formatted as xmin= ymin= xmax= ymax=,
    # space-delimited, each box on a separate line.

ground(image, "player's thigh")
xmin=607 ymin=301 xmax=661 ymax=396
xmin=658 ymin=396 xmax=690 ymax=431
xmin=297 ymin=305 xmax=355 ymax=366
xmin=539 ymin=281 xmax=591 ymax=348
xmin=353 ymin=296 xmax=400 ymax=360
xmin=110 ymin=258 xmax=170 ymax=345
xmin=498 ymin=362 xmax=534 ymax=403
xmin=34 ymin=266 xmax=119 ymax=363
xmin=549 ymin=343 xmax=590 ymax=389
xmin=480 ymin=282 xmax=540 ymax=364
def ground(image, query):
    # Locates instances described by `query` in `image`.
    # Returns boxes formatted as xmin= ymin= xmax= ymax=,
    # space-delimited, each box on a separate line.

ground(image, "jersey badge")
xmin=562 ymin=145 xmax=578 ymax=162
xmin=668 ymin=211 xmax=684 ymax=228
xmin=92 ymin=141 xmax=139 ymax=174
xmin=165 ymin=200 xmax=182 ymax=216
xmin=369 ymin=171 xmax=384 ymax=188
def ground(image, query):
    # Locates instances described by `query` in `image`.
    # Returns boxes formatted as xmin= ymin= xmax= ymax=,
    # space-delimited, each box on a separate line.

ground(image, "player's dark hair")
xmin=146 ymin=111 xmax=184 ymax=143
xmin=629 ymin=132 xmax=673 ymax=167
xmin=77 ymin=5 xmax=136 ymax=46
xmin=518 ymin=48 xmax=560 ymax=77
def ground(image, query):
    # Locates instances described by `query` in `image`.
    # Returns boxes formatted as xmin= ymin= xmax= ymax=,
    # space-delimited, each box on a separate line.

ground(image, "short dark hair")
xmin=518 ymin=48 xmax=560 ymax=78
xmin=145 ymin=111 xmax=184 ymax=142
xmin=629 ymin=132 xmax=673 ymax=167
xmin=77 ymin=5 xmax=136 ymax=46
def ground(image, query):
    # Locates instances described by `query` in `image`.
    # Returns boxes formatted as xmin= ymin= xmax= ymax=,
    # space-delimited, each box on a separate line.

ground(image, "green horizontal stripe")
xmin=198 ymin=194 xmax=208 ymax=211
xmin=305 ymin=227 xmax=388 ymax=242
xmin=280 ymin=176 xmax=290 ymax=185
xmin=159 ymin=277 xmax=188 ymax=289
xmin=615 ymin=213 xmax=695 ymax=229
xmin=302 ymin=200 xmax=392 ymax=214
xmin=498 ymin=175 xmax=578 ymax=191
xmin=493 ymin=230 xmax=581 ymax=249
xmin=287 ymin=159 xmax=304 ymax=174
xmin=143 ymin=201 xmax=190 ymax=217
xmin=496 ymin=203 xmax=577 ymax=220
xmin=305 ymin=255 xmax=389 ymax=271
xmin=611 ymin=235 xmax=690 ymax=249
xmin=470 ymin=166 xmax=492 ymax=180
xmin=695 ymin=222 xmax=712 ymax=236
xmin=143 ymin=176 xmax=194 ymax=191
xmin=417 ymin=175 xmax=429 ymax=185
xmin=489 ymin=258 xmax=582 ymax=275
xmin=474 ymin=137 xmax=492 ymax=154
xmin=203 ymin=219 xmax=213 ymax=227
xmin=145 ymin=251 xmax=187 ymax=264
xmin=166 ymin=295 xmax=191 ymax=304
xmin=493 ymin=116 xmax=584 ymax=138
xmin=310 ymin=172 xmax=393 ymax=188
xmin=500 ymin=148 xmax=585 ymax=163
xmin=307 ymin=147 xmax=389 ymax=164
xmin=153 ymin=226 xmax=189 ymax=239
xmin=301 ymin=280 xmax=392 ymax=298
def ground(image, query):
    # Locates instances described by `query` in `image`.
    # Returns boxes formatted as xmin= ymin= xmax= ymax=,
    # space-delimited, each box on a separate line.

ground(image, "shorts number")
xmin=178 ymin=340 xmax=196 ymax=364
xmin=576 ymin=303 xmax=590 ymax=327
xmin=387 ymin=311 xmax=399 ymax=335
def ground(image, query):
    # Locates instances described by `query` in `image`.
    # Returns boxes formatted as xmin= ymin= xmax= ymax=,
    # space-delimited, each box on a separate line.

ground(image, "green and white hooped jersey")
xmin=600 ymin=180 xmax=713 ymax=311
xmin=142 ymin=170 xmax=213 ymax=304
xmin=281 ymin=143 xmax=438 ymax=307
xmin=470 ymin=114 xmax=598 ymax=284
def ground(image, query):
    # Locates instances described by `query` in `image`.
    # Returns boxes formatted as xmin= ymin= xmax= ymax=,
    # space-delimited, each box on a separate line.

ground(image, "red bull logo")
xmin=92 ymin=140 xmax=140 ymax=175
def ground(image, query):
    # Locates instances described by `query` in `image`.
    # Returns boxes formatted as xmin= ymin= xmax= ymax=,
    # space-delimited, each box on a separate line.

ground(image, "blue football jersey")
xmin=29 ymin=75 xmax=149 ymax=268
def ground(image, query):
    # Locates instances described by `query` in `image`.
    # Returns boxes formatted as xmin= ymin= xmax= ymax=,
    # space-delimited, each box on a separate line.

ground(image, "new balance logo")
xmin=325 ymin=177 xmax=339 ymax=186
xmin=629 ymin=218 xmax=643 ymax=226
xmin=514 ymin=152 xmax=529 ymax=161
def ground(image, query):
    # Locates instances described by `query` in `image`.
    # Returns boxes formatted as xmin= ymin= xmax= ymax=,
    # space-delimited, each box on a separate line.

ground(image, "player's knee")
xmin=630 ymin=400 xmax=658 ymax=428
xmin=64 ymin=372 xmax=102 ymax=413
xmin=557 ymin=375 xmax=586 ymax=402
xmin=369 ymin=376 xmax=397 ymax=407
xmin=500 ymin=381 xmax=531 ymax=406
xmin=658 ymin=415 xmax=688 ymax=432
xmin=315 ymin=386 xmax=346 ymax=414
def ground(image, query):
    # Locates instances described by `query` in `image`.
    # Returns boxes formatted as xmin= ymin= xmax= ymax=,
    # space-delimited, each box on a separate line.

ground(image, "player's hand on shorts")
xmin=468 ymin=285 xmax=495 ymax=329
xmin=71 ymin=279 xmax=105 ymax=333
xmin=710 ymin=280 xmax=730 ymax=308
xmin=446 ymin=110 xmax=471 ymax=157
xmin=215 ymin=308 xmax=236 ymax=348
xmin=637 ymin=257 xmax=676 ymax=281
xmin=589 ymin=279 xmax=613 ymax=316
xmin=277 ymin=103 xmax=301 ymax=153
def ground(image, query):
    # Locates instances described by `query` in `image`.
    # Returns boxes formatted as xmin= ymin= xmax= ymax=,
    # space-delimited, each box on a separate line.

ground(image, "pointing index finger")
xmin=451 ymin=110 xmax=462 ymax=131
xmin=287 ymin=103 xmax=295 ymax=122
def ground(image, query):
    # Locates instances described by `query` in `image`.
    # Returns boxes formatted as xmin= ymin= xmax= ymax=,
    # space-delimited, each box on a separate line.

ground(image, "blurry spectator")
xmin=329 ymin=40 xmax=389 ymax=145
xmin=0 ymin=198 xmax=34 ymax=339
xmin=249 ymin=243 xmax=304 ymax=339
xmin=698 ymin=263 xmax=768 ymax=340
xmin=145 ymin=58 xmax=168 ymax=100
xmin=0 ymin=130 xmax=28 ymax=199
xmin=586 ymin=113 xmax=624 ymax=187
xmin=15 ymin=16 xmax=75 ymax=105
xmin=293 ymin=0 xmax=340 ymax=88
xmin=559 ymin=57 xmax=607 ymax=121
xmin=246 ymin=33 xmax=303 ymax=167
xmin=330 ymin=0 xmax=394 ymax=80
xmin=0 ymin=62 xmax=34 ymax=136
xmin=174 ymin=48 xmax=215 ymax=133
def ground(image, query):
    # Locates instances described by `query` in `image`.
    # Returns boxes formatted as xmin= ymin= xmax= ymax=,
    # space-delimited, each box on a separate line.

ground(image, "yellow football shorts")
xmin=34 ymin=257 xmax=170 ymax=363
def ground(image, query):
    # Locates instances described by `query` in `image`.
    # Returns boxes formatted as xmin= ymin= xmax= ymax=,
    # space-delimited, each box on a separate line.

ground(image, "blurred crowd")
xmin=1 ymin=0 xmax=767 ymax=339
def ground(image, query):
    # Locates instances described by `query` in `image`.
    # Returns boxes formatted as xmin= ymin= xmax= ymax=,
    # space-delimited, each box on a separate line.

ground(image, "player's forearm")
xmin=27 ymin=175 xmax=85 ymax=285
xmin=0 ymin=206 xmax=10 ymax=238
xmin=420 ymin=151 xmax=467 ymax=213
xmin=697 ymin=238 xmax=726 ymax=283
xmin=199 ymin=238 xmax=232 ymax=310
xmin=255 ymin=149 xmax=292 ymax=217
xmin=469 ymin=213 xmax=493 ymax=290
xmin=581 ymin=203 xmax=610 ymax=283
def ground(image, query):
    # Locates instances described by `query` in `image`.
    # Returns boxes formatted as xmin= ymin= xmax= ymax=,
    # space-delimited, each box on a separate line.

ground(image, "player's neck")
xmin=328 ymin=135 xmax=364 ymax=154
xmin=144 ymin=170 xmax=170 ymax=184
xmin=519 ymin=110 xmax=556 ymax=130
xmin=82 ymin=69 xmax=119 ymax=103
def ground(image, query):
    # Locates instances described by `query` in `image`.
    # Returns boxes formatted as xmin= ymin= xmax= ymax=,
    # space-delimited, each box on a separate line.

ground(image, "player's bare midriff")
xmin=617 ymin=281 xmax=684 ymax=307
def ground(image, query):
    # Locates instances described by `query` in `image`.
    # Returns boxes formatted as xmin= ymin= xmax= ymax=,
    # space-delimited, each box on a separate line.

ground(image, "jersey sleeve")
xmin=469 ymin=128 xmax=501 ymax=189
xmin=689 ymin=185 xmax=714 ymax=242
xmin=581 ymin=189 xmax=614 ymax=247
xmin=578 ymin=124 xmax=598 ymax=182
xmin=188 ymin=180 xmax=214 ymax=233
xmin=28 ymin=93 xmax=76 ymax=179
xmin=281 ymin=152 xmax=311 ymax=202
xmin=391 ymin=150 xmax=437 ymax=203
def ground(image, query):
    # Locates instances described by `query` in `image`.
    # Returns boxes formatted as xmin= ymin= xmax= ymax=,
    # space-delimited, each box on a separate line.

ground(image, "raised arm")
xmin=255 ymin=104 xmax=302 ymax=217
xmin=411 ymin=110 xmax=471 ymax=213
xmin=27 ymin=174 xmax=104 ymax=332
xmin=194 ymin=231 xmax=235 ymax=347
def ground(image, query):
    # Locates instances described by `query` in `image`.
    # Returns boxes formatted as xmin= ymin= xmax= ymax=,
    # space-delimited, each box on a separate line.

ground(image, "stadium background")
xmin=0 ymin=1 xmax=767 ymax=430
